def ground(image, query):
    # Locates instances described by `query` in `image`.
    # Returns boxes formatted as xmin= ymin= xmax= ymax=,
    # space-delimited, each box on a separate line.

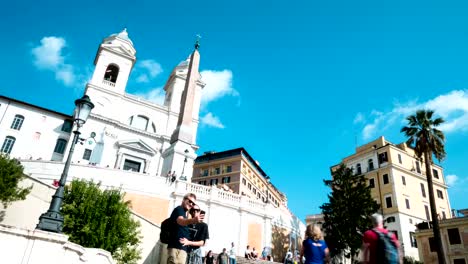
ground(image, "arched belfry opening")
xmin=104 ymin=64 xmax=119 ymax=83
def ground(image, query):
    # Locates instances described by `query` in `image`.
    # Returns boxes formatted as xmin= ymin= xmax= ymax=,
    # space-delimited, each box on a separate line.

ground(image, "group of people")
xmin=164 ymin=192 xmax=397 ymax=264
xmin=166 ymin=170 xmax=177 ymax=184
xmin=244 ymin=245 xmax=259 ymax=260
xmin=298 ymin=213 xmax=401 ymax=264
xmin=164 ymin=193 xmax=237 ymax=264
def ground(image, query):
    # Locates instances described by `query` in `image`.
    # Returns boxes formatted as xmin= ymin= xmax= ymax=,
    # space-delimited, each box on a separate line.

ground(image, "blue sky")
xmin=1 ymin=0 xmax=467 ymax=222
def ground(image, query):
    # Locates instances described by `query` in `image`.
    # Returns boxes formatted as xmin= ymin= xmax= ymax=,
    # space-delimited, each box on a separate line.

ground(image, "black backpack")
xmin=160 ymin=217 xmax=175 ymax=244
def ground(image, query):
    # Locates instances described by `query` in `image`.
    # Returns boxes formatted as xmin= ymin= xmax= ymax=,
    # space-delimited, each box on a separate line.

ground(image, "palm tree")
xmin=401 ymin=109 xmax=446 ymax=264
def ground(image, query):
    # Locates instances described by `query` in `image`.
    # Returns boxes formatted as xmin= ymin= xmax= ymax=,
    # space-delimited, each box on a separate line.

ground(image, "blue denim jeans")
xmin=229 ymin=257 xmax=236 ymax=264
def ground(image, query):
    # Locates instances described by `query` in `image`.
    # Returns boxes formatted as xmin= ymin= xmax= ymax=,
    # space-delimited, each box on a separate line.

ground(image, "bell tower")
xmin=89 ymin=28 xmax=136 ymax=94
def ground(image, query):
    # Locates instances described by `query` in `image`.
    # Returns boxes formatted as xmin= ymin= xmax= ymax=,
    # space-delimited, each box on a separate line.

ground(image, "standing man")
xmin=362 ymin=213 xmax=401 ymax=264
xmin=180 ymin=206 xmax=209 ymax=264
xmin=218 ymin=248 xmax=229 ymax=264
xmin=229 ymin=242 xmax=237 ymax=264
xmin=167 ymin=193 xmax=204 ymax=264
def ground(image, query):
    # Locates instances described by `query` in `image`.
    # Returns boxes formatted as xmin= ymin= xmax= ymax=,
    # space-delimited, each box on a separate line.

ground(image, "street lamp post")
xmin=180 ymin=149 xmax=189 ymax=181
xmin=36 ymin=95 xmax=94 ymax=233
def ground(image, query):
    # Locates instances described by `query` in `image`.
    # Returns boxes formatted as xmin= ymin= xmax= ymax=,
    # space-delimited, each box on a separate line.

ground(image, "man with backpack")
xmin=362 ymin=213 xmax=401 ymax=264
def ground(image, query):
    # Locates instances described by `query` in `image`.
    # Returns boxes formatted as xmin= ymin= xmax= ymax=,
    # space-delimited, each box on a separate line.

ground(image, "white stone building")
xmin=1 ymin=28 xmax=203 ymax=181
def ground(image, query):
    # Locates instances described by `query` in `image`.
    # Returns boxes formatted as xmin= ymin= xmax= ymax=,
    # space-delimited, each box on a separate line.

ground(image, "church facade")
xmin=1 ymin=29 xmax=203 ymax=180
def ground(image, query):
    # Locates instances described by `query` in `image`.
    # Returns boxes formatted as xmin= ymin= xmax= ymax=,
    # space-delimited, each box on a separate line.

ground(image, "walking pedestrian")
xmin=229 ymin=242 xmax=237 ymax=264
xmin=362 ymin=213 xmax=400 ymax=264
xmin=205 ymin=250 xmax=215 ymax=264
xmin=300 ymin=224 xmax=329 ymax=264
xmin=218 ymin=248 xmax=229 ymax=264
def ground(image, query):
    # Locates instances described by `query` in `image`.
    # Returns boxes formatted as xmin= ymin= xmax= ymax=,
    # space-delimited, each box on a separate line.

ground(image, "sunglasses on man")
xmin=185 ymin=198 xmax=196 ymax=206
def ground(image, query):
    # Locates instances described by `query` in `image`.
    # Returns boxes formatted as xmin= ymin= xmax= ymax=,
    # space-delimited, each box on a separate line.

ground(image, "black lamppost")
xmin=36 ymin=95 xmax=94 ymax=233
xmin=180 ymin=149 xmax=189 ymax=181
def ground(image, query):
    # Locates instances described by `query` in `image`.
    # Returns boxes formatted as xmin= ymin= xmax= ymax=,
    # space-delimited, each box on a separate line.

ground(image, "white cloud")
xmin=201 ymin=112 xmax=225 ymax=128
xmin=31 ymin=36 xmax=77 ymax=87
xmin=358 ymin=90 xmax=468 ymax=140
xmin=446 ymin=174 xmax=458 ymax=186
xmin=56 ymin=65 xmax=75 ymax=86
xmin=135 ymin=87 xmax=165 ymax=105
xmin=32 ymin=37 xmax=65 ymax=69
xmin=200 ymin=70 xmax=239 ymax=107
xmin=353 ymin=112 xmax=365 ymax=124
xmin=135 ymin=59 xmax=163 ymax=83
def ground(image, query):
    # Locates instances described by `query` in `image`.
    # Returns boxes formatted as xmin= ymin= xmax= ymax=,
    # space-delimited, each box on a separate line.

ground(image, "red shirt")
xmin=362 ymin=227 xmax=399 ymax=264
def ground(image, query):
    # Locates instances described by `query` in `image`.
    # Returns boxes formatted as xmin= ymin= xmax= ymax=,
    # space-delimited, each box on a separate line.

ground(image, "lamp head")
xmin=73 ymin=95 xmax=94 ymax=127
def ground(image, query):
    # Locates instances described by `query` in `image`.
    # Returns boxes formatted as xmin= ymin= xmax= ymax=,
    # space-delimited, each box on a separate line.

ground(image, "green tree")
xmin=320 ymin=164 xmax=379 ymax=262
xmin=0 ymin=154 xmax=32 ymax=208
xmin=62 ymin=179 xmax=141 ymax=264
xmin=401 ymin=109 xmax=446 ymax=264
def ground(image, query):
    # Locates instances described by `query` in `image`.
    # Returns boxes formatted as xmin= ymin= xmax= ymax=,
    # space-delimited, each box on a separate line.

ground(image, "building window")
xmin=128 ymin=115 xmax=149 ymax=131
xmin=369 ymin=178 xmax=375 ymax=188
xmin=409 ymin=218 xmax=413 ymax=224
xmin=437 ymin=190 xmax=444 ymax=199
xmin=242 ymin=178 xmax=246 ymax=185
xmin=383 ymin=174 xmax=389 ymax=184
xmin=222 ymin=177 xmax=231 ymax=183
xmin=420 ymin=183 xmax=426 ymax=198
xmin=203 ymin=169 xmax=209 ymax=176
xmin=104 ymin=64 xmax=119 ymax=83
xmin=432 ymin=169 xmax=439 ymax=179
xmin=386 ymin=216 xmax=396 ymax=223
xmin=415 ymin=161 xmax=421 ymax=173
xmin=33 ymin=132 xmax=41 ymax=141
xmin=214 ymin=167 xmax=221 ymax=174
xmin=385 ymin=195 xmax=392 ymax=208
xmin=210 ymin=178 xmax=218 ymax=185
xmin=453 ymin=259 xmax=466 ymax=264
xmin=402 ymin=176 xmax=406 ymax=185
xmin=253 ymin=188 xmax=257 ymax=194
xmin=11 ymin=115 xmax=25 ymax=130
xmin=53 ymin=139 xmax=68 ymax=154
xmin=442 ymin=211 xmax=447 ymax=219
xmin=405 ymin=199 xmax=410 ymax=209
xmin=425 ymin=205 xmax=431 ymax=220
xmin=226 ymin=165 xmax=232 ymax=173
xmin=1 ymin=136 xmax=16 ymax=154
xmin=428 ymin=237 xmax=436 ymax=252
xmin=398 ymin=154 xmax=402 ymax=164
xmin=368 ymin=159 xmax=374 ymax=171
xmin=356 ymin=163 xmax=362 ymax=174
xmin=378 ymin=152 xmax=388 ymax=163
xmin=123 ymin=159 xmax=141 ymax=172
xmin=248 ymin=183 xmax=251 ymax=190
xmin=61 ymin=119 xmax=73 ymax=132
xmin=198 ymin=180 xmax=206 ymax=185
xmin=83 ymin=149 xmax=92 ymax=160
xmin=448 ymin=228 xmax=461 ymax=245
xmin=409 ymin=232 xmax=417 ymax=248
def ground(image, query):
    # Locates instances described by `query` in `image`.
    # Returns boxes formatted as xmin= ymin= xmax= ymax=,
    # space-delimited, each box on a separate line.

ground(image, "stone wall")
xmin=0 ymin=225 xmax=115 ymax=264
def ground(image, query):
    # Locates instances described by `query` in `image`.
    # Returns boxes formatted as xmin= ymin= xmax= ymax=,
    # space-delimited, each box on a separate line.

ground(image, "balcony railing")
xmin=102 ymin=79 xmax=116 ymax=87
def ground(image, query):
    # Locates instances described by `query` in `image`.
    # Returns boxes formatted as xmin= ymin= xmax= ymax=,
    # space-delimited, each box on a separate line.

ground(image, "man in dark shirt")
xmin=167 ymin=193 xmax=204 ymax=264
xmin=218 ymin=248 xmax=229 ymax=264
xmin=180 ymin=206 xmax=209 ymax=264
